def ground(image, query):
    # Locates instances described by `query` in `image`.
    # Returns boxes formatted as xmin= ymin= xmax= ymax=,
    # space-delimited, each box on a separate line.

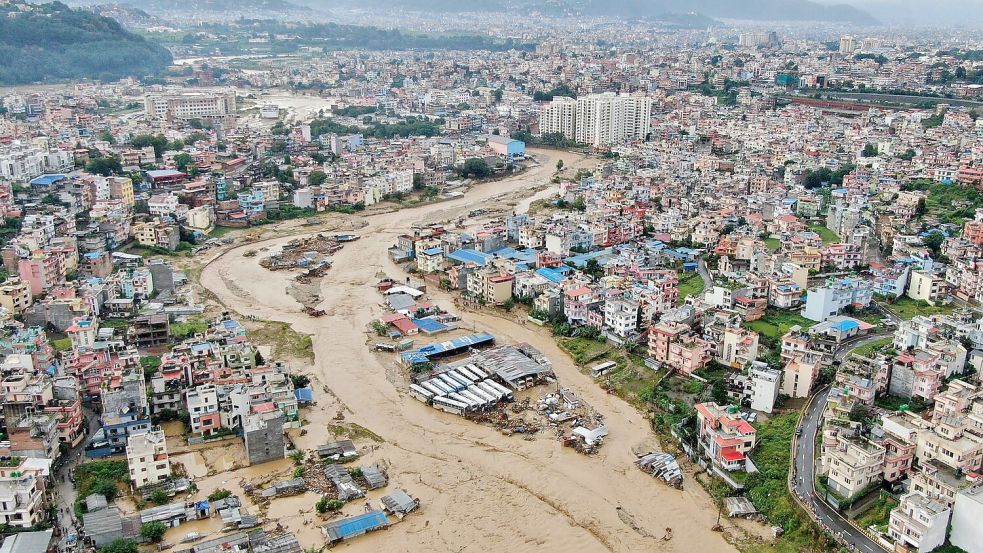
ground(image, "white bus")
xmin=590 ymin=361 xmax=617 ymax=378
xmin=432 ymin=396 xmax=468 ymax=415
xmin=408 ymin=384 xmax=434 ymax=403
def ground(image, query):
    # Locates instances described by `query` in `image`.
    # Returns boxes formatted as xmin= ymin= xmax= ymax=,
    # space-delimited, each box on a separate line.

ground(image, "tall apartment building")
xmin=538 ymin=93 xmax=651 ymax=146
xmin=575 ymin=93 xmax=651 ymax=146
xmin=839 ymin=36 xmax=857 ymax=54
xmin=538 ymin=96 xmax=577 ymax=139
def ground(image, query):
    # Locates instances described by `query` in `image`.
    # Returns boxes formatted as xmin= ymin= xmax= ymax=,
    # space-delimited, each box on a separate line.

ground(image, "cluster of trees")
xmin=131 ymin=133 xmax=184 ymax=158
xmin=308 ymin=116 xmax=443 ymax=141
xmin=801 ymin=163 xmax=855 ymax=189
xmin=532 ymin=84 xmax=577 ymax=101
xmin=333 ymin=105 xmax=378 ymax=117
xmin=85 ymin=153 xmax=123 ymax=176
xmin=0 ymin=1 xmax=172 ymax=84
xmin=457 ymin=158 xmax=491 ymax=178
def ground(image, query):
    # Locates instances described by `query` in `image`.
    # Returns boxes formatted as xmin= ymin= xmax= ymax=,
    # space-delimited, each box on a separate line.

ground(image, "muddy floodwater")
xmin=199 ymin=148 xmax=749 ymax=553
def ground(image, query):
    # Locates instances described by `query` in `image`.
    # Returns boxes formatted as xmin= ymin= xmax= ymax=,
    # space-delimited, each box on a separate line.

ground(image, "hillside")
xmin=309 ymin=0 xmax=878 ymax=24
xmin=0 ymin=1 xmax=173 ymax=85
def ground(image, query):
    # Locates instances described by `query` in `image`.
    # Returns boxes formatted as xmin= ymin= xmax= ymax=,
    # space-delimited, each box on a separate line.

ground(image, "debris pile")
xmin=635 ymin=451 xmax=684 ymax=489
xmin=538 ymin=387 xmax=607 ymax=454
xmin=260 ymin=234 xmax=344 ymax=272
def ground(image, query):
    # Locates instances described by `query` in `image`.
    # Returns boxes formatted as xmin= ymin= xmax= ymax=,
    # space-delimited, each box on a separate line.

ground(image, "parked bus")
xmin=432 ymin=396 xmax=468 ymax=415
xmin=408 ymin=384 xmax=434 ymax=403
xmin=590 ymin=361 xmax=617 ymax=378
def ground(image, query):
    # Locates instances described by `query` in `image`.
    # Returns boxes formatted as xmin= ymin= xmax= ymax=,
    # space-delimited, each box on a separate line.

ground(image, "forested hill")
xmin=0 ymin=1 xmax=173 ymax=85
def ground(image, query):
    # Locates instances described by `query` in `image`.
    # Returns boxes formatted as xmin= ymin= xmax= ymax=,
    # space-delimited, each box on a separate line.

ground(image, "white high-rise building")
xmin=839 ymin=35 xmax=857 ymax=55
xmin=539 ymin=96 xmax=577 ymax=139
xmin=575 ymin=92 xmax=652 ymax=146
xmin=126 ymin=427 xmax=170 ymax=489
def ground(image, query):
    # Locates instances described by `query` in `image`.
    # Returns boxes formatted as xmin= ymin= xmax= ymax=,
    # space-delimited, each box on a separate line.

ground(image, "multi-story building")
xmin=126 ymin=427 xmax=170 ymax=489
xmin=539 ymin=93 xmax=651 ymax=146
xmin=185 ymin=383 xmax=222 ymax=437
xmin=951 ymin=485 xmax=983 ymax=552
xmin=538 ymin=96 xmax=577 ymax=139
xmin=695 ymin=402 xmax=757 ymax=472
xmin=801 ymin=277 xmax=873 ymax=322
xmin=822 ymin=433 xmax=885 ymax=500
xmin=0 ymin=458 xmax=48 ymax=528
xmin=781 ymin=351 xmax=822 ymax=398
xmin=907 ymin=269 xmax=949 ymax=306
xmin=144 ymin=91 xmax=237 ymax=125
xmin=888 ymin=492 xmax=949 ymax=553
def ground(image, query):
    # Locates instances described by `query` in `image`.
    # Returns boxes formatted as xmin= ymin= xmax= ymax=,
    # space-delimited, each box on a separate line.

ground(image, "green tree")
xmin=459 ymin=158 xmax=490 ymax=178
xmin=923 ymin=231 xmax=945 ymax=257
xmin=99 ymin=539 xmax=137 ymax=553
xmin=583 ymin=259 xmax=603 ymax=281
xmin=131 ymin=134 xmax=168 ymax=158
xmin=861 ymin=143 xmax=878 ymax=157
xmin=173 ymin=153 xmax=194 ymax=172
xmin=309 ymin=170 xmax=327 ymax=186
xmin=208 ymin=488 xmax=232 ymax=501
xmin=141 ymin=522 xmax=167 ymax=543
xmin=149 ymin=489 xmax=169 ymax=505
xmin=85 ymin=155 xmax=123 ymax=176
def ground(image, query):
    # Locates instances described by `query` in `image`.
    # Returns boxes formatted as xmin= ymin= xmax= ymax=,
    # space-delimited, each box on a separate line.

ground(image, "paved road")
xmin=697 ymin=256 xmax=713 ymax=291
xmin=793 ymin=335 xmax=893 ymax=553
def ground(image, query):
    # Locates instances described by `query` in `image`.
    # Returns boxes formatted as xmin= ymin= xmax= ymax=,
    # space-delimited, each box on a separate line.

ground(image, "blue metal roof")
xmin=400 ymin=333 xmax=495 ymax=363
xmin=30 ymin=174 xmax=66 ymax=186
xmin=447 ymin=249 xmax=492 ymax=266
xmin=294 ymin=388 xmax=314 ymax=402
xmin=411 ymin=318 xmax=448 ymax=333
xmin=329 ymin=510 xmax=389 ymax=539
xmin=833 ymin=319 xmax=860 ymax=332
xmin=421 ymin=247 xmax=444 ymax=256
xmin=536 ymin=267 xmax=567 ymax=283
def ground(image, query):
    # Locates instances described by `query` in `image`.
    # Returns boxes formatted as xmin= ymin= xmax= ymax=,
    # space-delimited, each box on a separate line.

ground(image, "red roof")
xmin=720 ymin=449 xmax=745 ymax=462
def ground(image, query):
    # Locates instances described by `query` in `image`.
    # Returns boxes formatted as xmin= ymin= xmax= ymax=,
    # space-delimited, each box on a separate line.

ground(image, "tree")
xmin=254 ymin=350 xmax=266 ymax=366
xmin=861 ymin=143 xmax=878 ymax=157
xmin=208 ymin=488 xmax=232 ymax=501
xmin=583 ymin=259 xmax=603 ymax=281
xmin=290 ymin=374 xmax=310 ymax=388
xmin=141 ymin=522 xmax=167 ymax=543
xmin=923 ymin=231 xmax=945 ymax=257
xmin=493 ymin=88 xmax=503 ymax=103
xmin=915 ymin=197 xmax=927 ymax=217
xmin=459 ymin=158 xmax=490 ymax=178
xmin=556 ymin=159 xmax=564 ymax=172
xmin=149 ymin=489 xmax=169 ymax=505
xmin=309 ymin=170 xmax=327 ymax=186
xmin=99 ymin=539 xmax=137 ymax=553
xmin=131 ymin=134 xmax=168 ymax=158
xmin=85 ymin=155 xmax=123 ymax=176
xmin=93 ymin=479 xmax=119 ymax=500
xmin=173 ymin=153 xmax=193 ymax=172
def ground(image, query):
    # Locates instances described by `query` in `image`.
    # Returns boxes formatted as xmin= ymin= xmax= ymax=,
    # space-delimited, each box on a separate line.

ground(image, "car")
xmin=795 ymin=428 xmax=803 ymax=437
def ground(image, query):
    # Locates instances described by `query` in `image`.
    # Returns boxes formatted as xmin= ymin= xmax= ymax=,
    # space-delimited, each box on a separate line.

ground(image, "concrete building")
xmin=749 ymin=365 xmax=781 ymax=414
xmin=822 ymin=434 xmax=885 ymax=500
xmin=801 ymin=278 xmax=873 ymax=322
xmin=781 ymin=351 xmax=821 ymax=398
xmin=888 ymin=492 xmax=949 ymax=553
xmin=575 ymin=93 xmax=652 ymax=146
xmin=126 ymin=427 xmax=170 ymax=489
xmin=243 ymin=411 xmax=285 ymax=465
xmin=907 ymin=269 xmax=949 ymax=306
xmin=538 ymin=96 xmax=577 ymax=139
xmin=694 ymin=402 xmax=757 ymax=472
xmin=951 ymin=485 xmax=983 ymax=552
xmin=144 ymin=91 xmax=237 ymax=125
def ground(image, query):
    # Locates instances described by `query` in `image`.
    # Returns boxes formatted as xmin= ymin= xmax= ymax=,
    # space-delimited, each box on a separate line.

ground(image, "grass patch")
xmin=559 ymin=336 xmax=610 ymax=366
xmin=850 ymin=337 xmax=893 ymax=357
xmin=883 ymin=297 xmax=955 ymax=320
xmin=807 ymin=223 xmax=840 ymax=245
xmin=52 ymin=338 xmax=72 ymax=352
xmin=874 ymin=395 xmax=930 ymax=413
xmin=745 ymin=309 xmax=816 ymax=340
xmin=327 ymin=423 xmax=384 ymax=443
xmin=854 ymin=492 xmax=898 ymax=533
xmin=208 ymin=226 xmax=240 ymax=239
xmin=250 ymin=321 xmax=314 ymax=362
xmin=764 ymin=238 xmax=782 ymax=251
xmin=74 ymin=461 xmax=129 ymax=516
xmin=678 ymin=270 xmax=706 ymax=304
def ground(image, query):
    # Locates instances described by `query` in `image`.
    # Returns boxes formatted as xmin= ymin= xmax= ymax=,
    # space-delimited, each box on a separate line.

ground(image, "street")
xmin=792 ymin=333 xmax=895 ymax=553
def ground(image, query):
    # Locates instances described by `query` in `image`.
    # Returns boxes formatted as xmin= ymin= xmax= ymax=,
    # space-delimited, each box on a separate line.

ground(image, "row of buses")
xmin=409 ymin=364 xmax=515 ymax=415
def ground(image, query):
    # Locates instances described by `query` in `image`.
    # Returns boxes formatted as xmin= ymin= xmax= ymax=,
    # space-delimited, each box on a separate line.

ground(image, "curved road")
xmin=792 ymin=332 xmax=894 ymax=553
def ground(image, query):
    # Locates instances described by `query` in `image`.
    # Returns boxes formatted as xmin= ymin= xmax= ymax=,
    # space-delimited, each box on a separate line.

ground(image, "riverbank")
xmin=195 ymin=148 xmax=745 ymax=553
